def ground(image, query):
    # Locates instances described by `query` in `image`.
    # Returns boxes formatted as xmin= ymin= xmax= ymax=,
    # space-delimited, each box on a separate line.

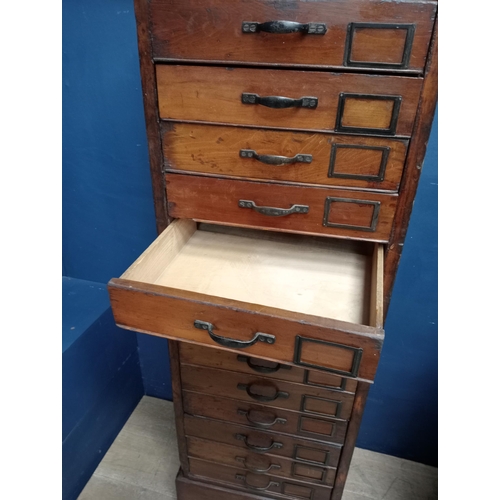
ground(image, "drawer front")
xmin=156 ymin=65 xmax=422 ymax=136
xmin=183 ymin=392 xmax=349 ymax=444
xmin=149 ymin=0 xmax=437 ymax=73
xmin=163 ymin=123 xmax=408 ymax=191
xmin=167 ymin=174 xmax=398 ymax=242
xmin=184 ymin=415 xmax=342 ymax=468
xmin=189 ymin=458 xmax=333 ymax=500
xmin=179 ymin=343 xmax=357 ymax=393
xmin=187 ymin=437 xmax=337 ymax=486
xmin=109 ymin=280 xmax=384 ymax=382
xmin=180 ymin=365 xmax=354 ymax=419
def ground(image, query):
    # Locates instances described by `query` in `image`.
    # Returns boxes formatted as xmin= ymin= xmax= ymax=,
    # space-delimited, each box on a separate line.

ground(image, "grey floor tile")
xmin=79 ymin=475 xmax=174 ymax=500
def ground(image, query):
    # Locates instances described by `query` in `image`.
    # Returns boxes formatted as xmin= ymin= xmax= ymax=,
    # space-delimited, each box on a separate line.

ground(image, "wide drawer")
xmin=184 ymin=415 xmax=342 ymax=468
xmin=149 ymin=0 xmax=437 ymax=74
xmin=179 ymin=343 xmax=357 ymax=393
xmin=167 ymin=174 xmax=398 ymax=242
xmin=181 ymin=365 xmax=354 ymax=419
xmin=183 ymin=392 xmax=349 ymax=445
xmin=189 ymin=458 xmax=333 ymax=500
xmin=156 ymin=65 xmax=423 ymax=136
xmin=163 ymin=123 xmax=408 ymax=192
xmin=108 ymin=220 xmax=384 ymax=382
xmin=187 ymin=437 xmax=337 ymax=486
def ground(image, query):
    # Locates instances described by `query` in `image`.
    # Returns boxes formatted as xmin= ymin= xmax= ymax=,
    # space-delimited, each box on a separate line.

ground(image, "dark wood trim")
xmin=330 ymin=382 xmax=371 ymax=500
xmin=168 ymin=341 xmax=190 ymax=473
xmin=383 ymin=18 xmax=438 ymax=319
xmin=134 ymin=0 xmax=171 ymax=234
xmin=176 ymin=467 xmax=284 ymax=500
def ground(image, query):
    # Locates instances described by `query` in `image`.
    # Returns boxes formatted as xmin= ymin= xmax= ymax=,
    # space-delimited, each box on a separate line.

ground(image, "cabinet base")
xmin=176 ymin=468 xmax=275 ymax=500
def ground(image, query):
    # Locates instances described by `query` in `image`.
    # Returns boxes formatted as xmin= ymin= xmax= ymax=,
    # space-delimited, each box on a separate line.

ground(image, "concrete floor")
xmin=78 ymin=397 xmax=438 ymax=500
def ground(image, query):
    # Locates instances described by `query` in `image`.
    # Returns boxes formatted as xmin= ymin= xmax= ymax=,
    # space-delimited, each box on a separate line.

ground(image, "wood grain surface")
xmin=189 ymin=457 xmax=333 ymax=500
xmin=183 ymin=391 xmax=349 ymax=445
xmin=149 ymin=0 xmax=437 ymax=73
xmin=179 ymin=342 xmax=357 ymax=392
xmin=384 ymin=20 xmax=438 ymax=318
xmin=162 ymin=122 xmax=408 ymax=191
xmin=166 ymin=174 xmax=398 ymax=242
xmin=183 ymin=415 xmax=342 ymax=468
xmin=133 ymin=0 xmax=170 ymax=233
xmin=156 ymin=65 xmax=423 ymax=136
xmin=180 ymin=364 xmax=355 ymax=418
xmin=187 ymin=436 xmax=337 ymax=485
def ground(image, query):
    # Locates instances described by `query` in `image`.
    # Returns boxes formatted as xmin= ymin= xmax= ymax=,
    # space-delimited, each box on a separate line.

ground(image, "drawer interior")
xmin=121 ymin=219 xmax=383 ymax=328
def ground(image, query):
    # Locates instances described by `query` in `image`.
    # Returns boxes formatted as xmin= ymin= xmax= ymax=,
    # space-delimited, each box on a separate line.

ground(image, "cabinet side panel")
xmin=384 ymin=19 xmax=438 ymax=317
xmin=134 ymin=0 xmax=170 ymax=233
xmin=331 ymin=382 xmax=370 ymax=500
xmin=168 ymin=340 xmax=189 ymax=472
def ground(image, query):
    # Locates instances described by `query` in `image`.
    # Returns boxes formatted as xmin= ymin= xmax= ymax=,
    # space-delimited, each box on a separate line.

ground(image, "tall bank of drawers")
xmin=108 ymin=1 xmax=438 ymax=498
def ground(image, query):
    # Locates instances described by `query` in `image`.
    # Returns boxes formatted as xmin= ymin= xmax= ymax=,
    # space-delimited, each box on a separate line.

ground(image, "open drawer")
xmin=108 ymin=220 xmax=384 ymax=383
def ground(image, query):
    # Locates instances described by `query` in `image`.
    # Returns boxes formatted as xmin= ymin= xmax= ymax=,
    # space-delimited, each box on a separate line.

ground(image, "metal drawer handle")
xmin=240 ymin=149 xmax=313 ymax=166
xmin=237 ymin=382 xmax=289 ymax=402
xmin=238 ymin=200 xmax=309 ymax=217
xmin=194 ymin=320 xmax=275 ymax=349
xmin=237 ymin=355 xmax=292 ymax=374
xmin=242 ymin=93 xmax=318 ymax=109
xmin=235 ymin=474 xmax=280 ymax=492
xmin=242 ymin=20 xmax=327 ymax=35
xmin=235 ymin=456 xmax=281 ymax=474
xmin=235 ymin=433 xmax=283 ymax=453
xmin=237 ymin=409 xmax=287 ymax=428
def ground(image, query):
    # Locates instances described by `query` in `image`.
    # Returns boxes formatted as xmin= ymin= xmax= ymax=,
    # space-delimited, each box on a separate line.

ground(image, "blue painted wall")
xmin=62 ymin=0 xmax=437 ymax=465
xmin=62 ymin=277 xmax=144 ymax=500
xmin=357 ymin=112 xmax=438 ymax=467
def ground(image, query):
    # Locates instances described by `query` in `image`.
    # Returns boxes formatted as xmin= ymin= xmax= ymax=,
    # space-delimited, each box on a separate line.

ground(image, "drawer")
xmin=179 ymin=343 xmax=357 ymax=393
xmin=183 ymin=392 xmax=349 ymax=444
xmin=187 ymin=437 xmax=337 ymax=486
xmin=149 ymin=0 xmax=437 ymax=74
xmin=156 ymin=65 xmax=423 ymax=136
xmin=108 ymin=220 xmax=384 ymax=382
xmin=189 ymin=458 xmax=333 ymax=500
xmin=163 ymin=123 xmax=408 ymax=192
xmin=181 ymin=365 xmax=354 ymax=420
xmin=167 ymin=174 xmax=398 ymax=242
xmin=184 ymin=415 xmax=342 ymax=468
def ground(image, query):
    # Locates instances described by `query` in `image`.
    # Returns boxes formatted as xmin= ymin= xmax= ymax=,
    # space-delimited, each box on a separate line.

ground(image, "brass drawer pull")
xmin=194 ymin=320 xmax=275 ymax=348
xmin=238 ymin=200 xmax=309 ymax=217
xmin=235 ymin=473 xmax=280 ymax=491
xmin=237 ymin=354 xmax=292 ymax=374
xmin=235 ymin=456 xmax=281 ymax=474
xmin=237 ymin=382 xmax=289 ymax=402
xmin=237 ymin=408 xmax=287 ymax=428
xmin=240 ymin=149 xmax=313 ymax=166
xmin=242 ymin=93 xmax=318 ymax=109
xmin=242 ymin=20 xmax=327 ymax=35
xmin=235 ymin=433 xmax=283 ymax=453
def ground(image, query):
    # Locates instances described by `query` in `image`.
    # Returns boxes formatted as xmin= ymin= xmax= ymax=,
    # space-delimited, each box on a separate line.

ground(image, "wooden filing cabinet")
xmin=108 ymin=1 xmax=438 ymax=498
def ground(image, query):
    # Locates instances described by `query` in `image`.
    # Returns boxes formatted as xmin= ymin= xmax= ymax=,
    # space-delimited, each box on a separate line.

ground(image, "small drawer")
xmin=189 ymin=458 xmax=333 ymax=500
xmin=187 ymin=437 xmax=337 ymax=485
xmin=179 ymin=343 xmax=357 ymax=393
xmin=156 ymin=65 xmax=423 ymax=136
xmin=183 ymin=392 xmax=348 ymax=444
xmin=163 ymin=123 xmax=408 ymax=192
xmin=180 ymin=365 xmax=354 ymax=419
xmin=109 ymin=220 xmax=384 ymax=382
xmin=149 ymin=0 xmax=437 ymax=74
xmin=166 ymin=174 xmax=398 ymax=242
xmin=184 ymin=414 xmax=342 ymax=468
